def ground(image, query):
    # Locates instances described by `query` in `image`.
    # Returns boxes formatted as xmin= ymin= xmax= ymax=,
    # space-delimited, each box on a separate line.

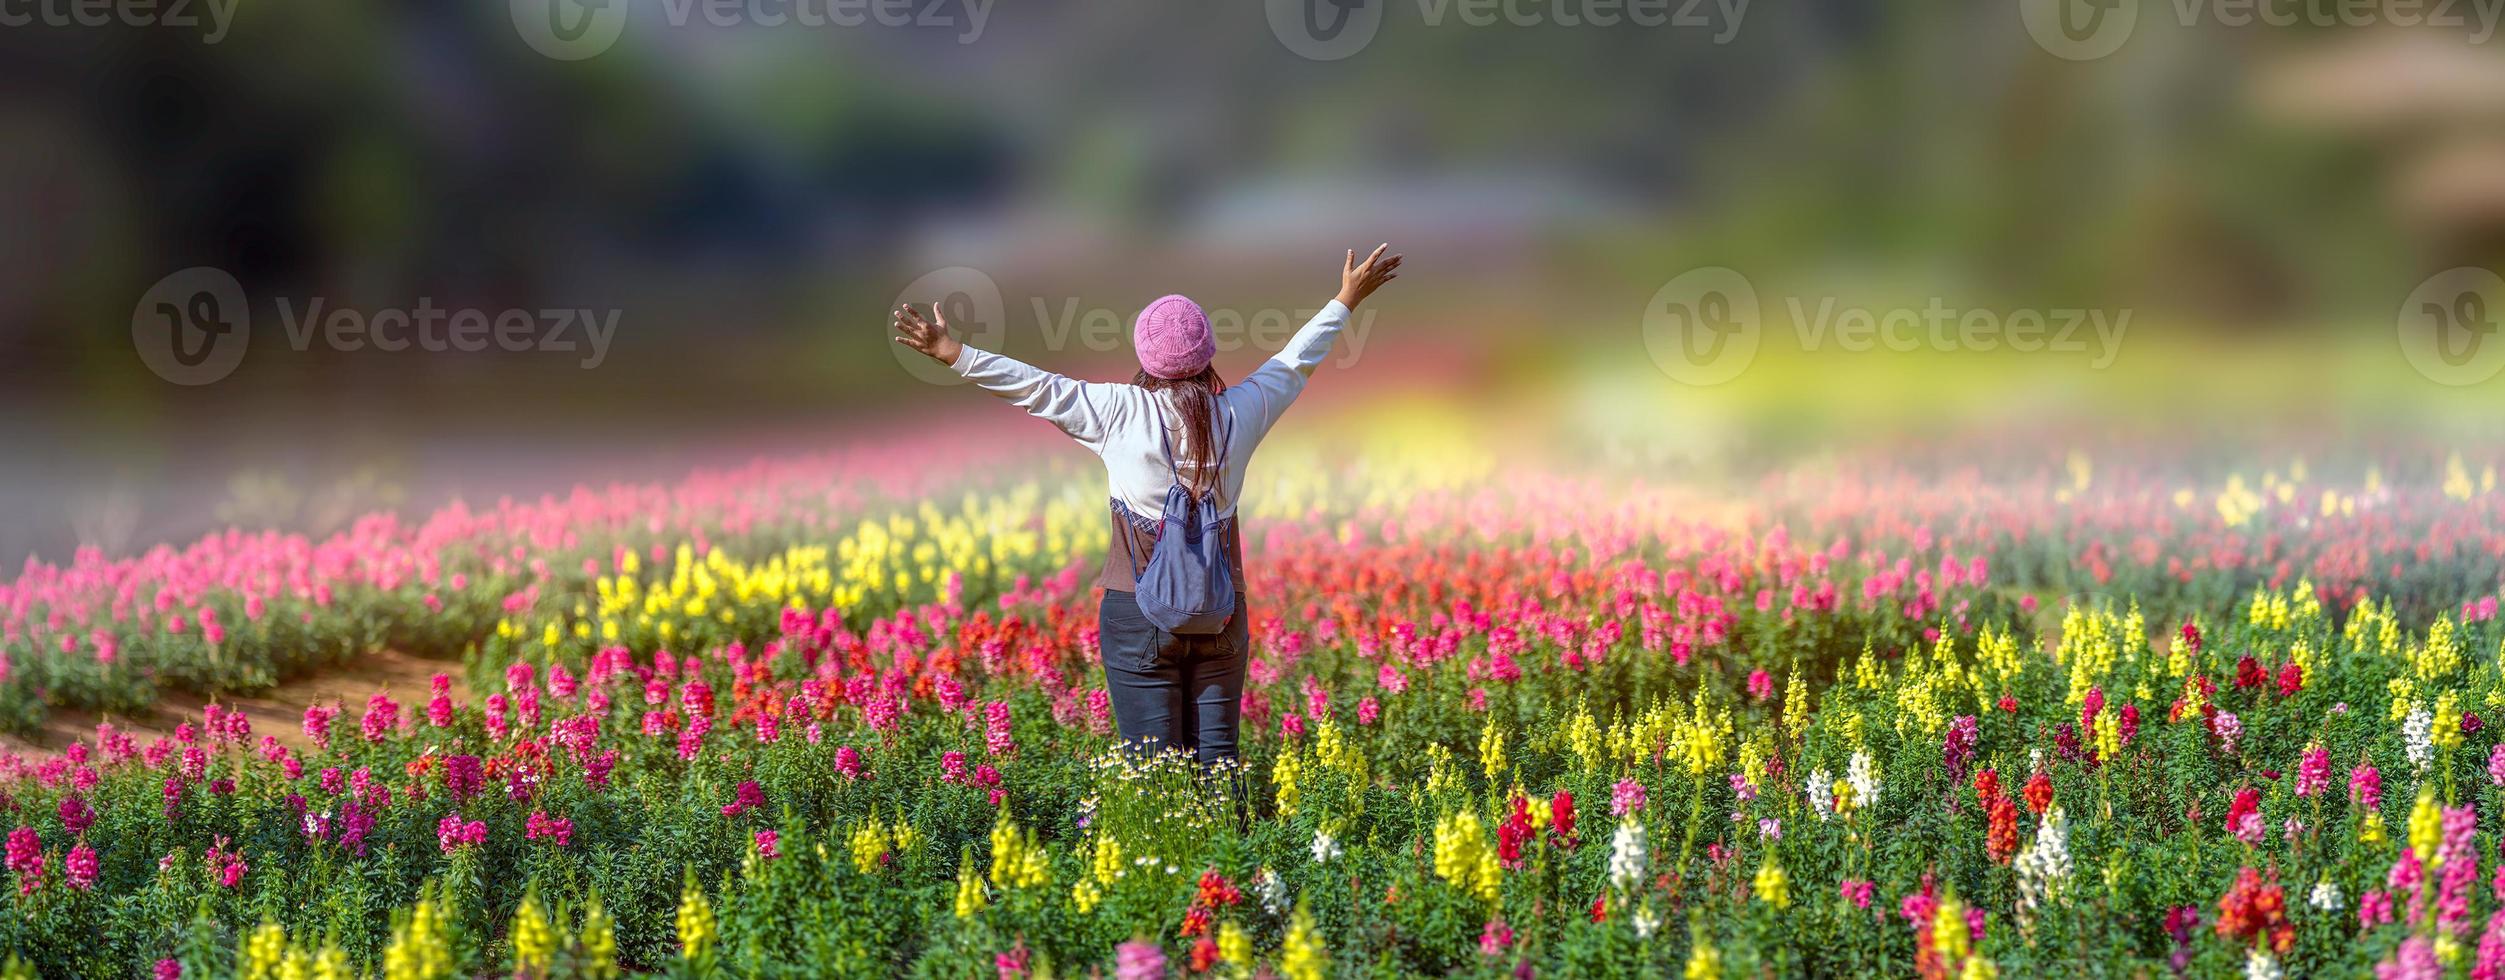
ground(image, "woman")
xmin=891 ymin=244 xmax=1401 ymax=765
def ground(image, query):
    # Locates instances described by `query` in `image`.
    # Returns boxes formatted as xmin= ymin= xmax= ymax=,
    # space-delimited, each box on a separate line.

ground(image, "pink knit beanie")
xmin=1132 ymin=294 xmax=1215 ymax=379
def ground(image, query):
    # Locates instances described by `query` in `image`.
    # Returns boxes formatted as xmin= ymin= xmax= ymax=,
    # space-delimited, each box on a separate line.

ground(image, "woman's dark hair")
xmin=1133 ymin=367 xmax=1227 ymax=495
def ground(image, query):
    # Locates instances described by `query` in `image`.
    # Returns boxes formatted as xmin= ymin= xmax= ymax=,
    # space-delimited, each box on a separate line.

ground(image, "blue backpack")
xmin=1122 ymin=401 xmax=1237 ymax=634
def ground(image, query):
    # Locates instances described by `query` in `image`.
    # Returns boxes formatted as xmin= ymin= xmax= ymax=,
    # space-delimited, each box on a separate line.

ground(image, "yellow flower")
xmin=1273 ymin=748 xmax=1305 ymax=817
xmin=2410 ymin=788 xmax=2443 ymax=867
xmin=675 ymin=870 xmax=717 ymax=965
xmin=1753 ymin=857 xmax=1789 ymax=909
xmin=954 ymin=846 xmax=990 ymax=918
xmin=1480 ymin=718 xmax=1509 ymax=783
xmin=1684 ymin=937 xmax=1723 ymax=980
xmin=1218 ymin=920 xmax=1251 ymax=973
xmin=849 ymin=820 xmax=890 ymax=874
xmin=309 ymin=946 xmax=352 ymax=980
xmin=1433 ymin=810 xmax=1501 ymax=904
xmin=988 ymin=812 xmax=1050 ymax=891
xmin=242 ymin=918 xmax=286 ymax=980
xmin=2433 ymin=691 xmax=2464 ymax=751
xmin=384 ymin=890 xmax=454 ymax=980
xmin=578 ymin=896 xmax=621 ymax=980
xmin=1565 ymin=701 xmax=1604 ymax=772
xmin=2360 ymin=811 xmax=2387 ymax=845
xmin=1091 ymin=833 xmax=1125 ymax=885
xmin=510 ymin=886 xmax=556 ymax=978
xmin=1281 ymin=898 xmax=1327 ymax=980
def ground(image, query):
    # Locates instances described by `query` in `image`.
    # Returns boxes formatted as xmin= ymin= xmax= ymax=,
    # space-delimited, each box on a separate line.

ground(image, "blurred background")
xmin=2 ymin=0 xmax=2503 ymax=564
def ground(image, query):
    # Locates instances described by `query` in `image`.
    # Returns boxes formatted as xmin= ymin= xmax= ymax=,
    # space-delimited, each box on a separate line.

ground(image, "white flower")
xmin=1845 ymin=751 xmax=1881 ymax=811
xmin=1631 ymin=902 xmax=1659 ymax=939
xmin=1310 ymin=829 xmax=1342 ymax=865
xmin=2245 ymin=948 xmax=2281 ymax=980
xmin=2308 ymin=880 xmax=2343 ymax=913
xmin=1253 ymin=868 xmax=1288 ymax=918
xmin=1608 ymin=818 xmax=1647 ymax=890
xmin=2015 ymin=806 xmax=2072 ymax=913
xmin=1805 ymin=768 xmax=1835 ymax=821
xmin=2404 ymin=707 xmax=2434 ymax=772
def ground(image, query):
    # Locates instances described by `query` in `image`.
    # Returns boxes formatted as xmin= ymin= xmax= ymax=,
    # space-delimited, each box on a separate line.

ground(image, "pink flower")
xmin=1746 ymin=669 xmax=1773 ymax=701
xmin=5 ymin=826 xmax=44 ymax=893
xmin=64 ymin=842 xmax=97 ymax=890
xmin=525 ymin=811 xmax=573 ymax=847
xmin=1114 ymin=940 xmax=1164 ymax=980
xmin=2296 ymin=745 xmax=2331 ymax=797
xmin=155 ymin=960 xmax=181 ymax=980
xmin=1611 ymin=779 xmax=1647 ymax=817
xmin=1840 ymin=878 xmax=1875 ymax=909
xmin=755 ymin=830 xmax=781 ymax=860
xmin=360 ymin=693 xmax=400 ymax=743
xmin=1478 ymin=918 xmax=1514 ymax=956
xmin=435 ymin=814 xmax=487 ymax=854
xmin=722 ymin=780 xmax=765 ymax=818
xmin=835 ymin=746 xmax=866 ymax=780
xmin=984 ymin=701 xmax=1016 ymax=756
xmin=2352 ymin=762 xmax=2383 ymax=810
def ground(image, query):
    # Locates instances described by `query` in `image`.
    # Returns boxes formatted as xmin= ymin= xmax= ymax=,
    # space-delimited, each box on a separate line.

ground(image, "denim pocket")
xmin=1099 ymin=591 xmax=1163 ymax=672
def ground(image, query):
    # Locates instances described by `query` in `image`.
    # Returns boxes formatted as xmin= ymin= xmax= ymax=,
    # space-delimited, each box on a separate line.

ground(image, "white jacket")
xmin=948 ymin=300 xmax=1351 ymax=520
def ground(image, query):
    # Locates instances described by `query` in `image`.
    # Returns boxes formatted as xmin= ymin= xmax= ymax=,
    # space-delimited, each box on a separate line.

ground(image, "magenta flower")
xmin=64 ymin=842 xmax=97 ymax=891
xmin=2351 ymin=762 xmax=2385 ymax=810
xmin=2296 ymin=745 xmax=2331 ymax=797
xmin=1612 ymin=779 xmax=1647 ymax=817
xmin=722 ymin=780 xmax=765 ymax=818
xmin=1114 ymin=940 xmax=1165 ymax=980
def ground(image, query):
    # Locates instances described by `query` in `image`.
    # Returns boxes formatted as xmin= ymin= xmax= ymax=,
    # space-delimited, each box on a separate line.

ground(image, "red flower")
xmin=1985 ymin=795 xmax=2020 ymax=864
xmin=2214 ymin=866 xmax=2293 ymax=954
xmin=2022 ymin=771 xmax=2054 ymax=816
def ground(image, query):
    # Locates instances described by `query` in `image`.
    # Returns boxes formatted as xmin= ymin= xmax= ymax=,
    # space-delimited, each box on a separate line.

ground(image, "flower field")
xmin=4 ymin=414 xmax=2505 ymax=977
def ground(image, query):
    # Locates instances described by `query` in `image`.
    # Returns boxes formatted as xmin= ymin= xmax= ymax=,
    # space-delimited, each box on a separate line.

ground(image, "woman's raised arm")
xmin=1230 ymin=244 xmax=1401 ymax=440
xmin=893 ymin=302 xmax=1121 ymax=452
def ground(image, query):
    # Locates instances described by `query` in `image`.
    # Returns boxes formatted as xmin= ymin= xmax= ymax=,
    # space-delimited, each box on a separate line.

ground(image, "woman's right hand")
xmin=892 ymin=303 xmax=964 ymax=366
xmin=1335 ymin=243 xmax=1402 ymax=310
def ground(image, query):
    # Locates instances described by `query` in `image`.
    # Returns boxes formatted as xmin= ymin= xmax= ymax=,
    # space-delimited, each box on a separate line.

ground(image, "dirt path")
xmin=2 ymin=648 xmax=474 ymax=759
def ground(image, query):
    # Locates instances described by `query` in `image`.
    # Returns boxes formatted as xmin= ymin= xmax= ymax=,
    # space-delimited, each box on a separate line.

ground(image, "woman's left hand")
xmin=893 ymin=303 xmax=964 ymax=366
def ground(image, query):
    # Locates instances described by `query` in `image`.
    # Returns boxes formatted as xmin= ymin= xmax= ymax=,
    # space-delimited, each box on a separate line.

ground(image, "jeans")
xmin=1098 ymin=589 xmax=1249 ymax=766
